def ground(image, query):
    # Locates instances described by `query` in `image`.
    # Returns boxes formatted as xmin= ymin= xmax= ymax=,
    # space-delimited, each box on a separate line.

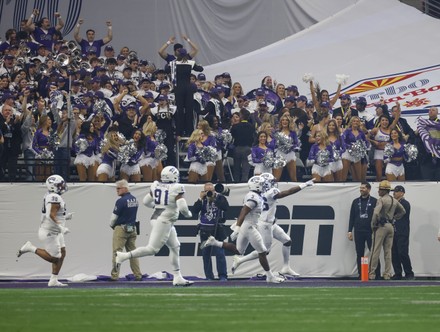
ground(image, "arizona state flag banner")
xmin=340 ymin=64 xmax=440 ymax=128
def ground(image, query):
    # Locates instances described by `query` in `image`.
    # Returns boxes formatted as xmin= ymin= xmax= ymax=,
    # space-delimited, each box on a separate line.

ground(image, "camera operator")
xmin=191 ymin=182 xmax=229 ymax=281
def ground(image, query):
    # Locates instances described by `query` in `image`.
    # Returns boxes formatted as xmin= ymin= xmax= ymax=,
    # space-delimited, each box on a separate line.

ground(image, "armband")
xmin=166 ymin=41 xmax=171 ymax=45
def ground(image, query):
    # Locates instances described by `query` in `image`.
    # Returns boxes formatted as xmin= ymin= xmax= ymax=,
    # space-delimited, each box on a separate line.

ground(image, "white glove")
xmin=299 ymin=178 xmax=315 ymax=189
xmin=230 ymin=226 xmax=240 ymax=241
xmin=65 ymin=212 xmax=74 ymax=220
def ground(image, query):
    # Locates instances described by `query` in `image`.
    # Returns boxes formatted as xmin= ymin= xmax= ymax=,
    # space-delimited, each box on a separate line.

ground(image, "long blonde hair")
xmin=102 ymin=128 xmax=123 ymax=153
xmin=143 ymin=121 xmax=157 ymax=137
xmin=186 ymin=129 xmax=204 ymax=147
xmin=197 ymin=119 xmax=212 ymax=136
xmin=278 ymin=114 xmax=295 ymax=131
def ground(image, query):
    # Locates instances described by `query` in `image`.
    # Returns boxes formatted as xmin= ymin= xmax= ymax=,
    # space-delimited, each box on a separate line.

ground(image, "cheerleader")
xmin=140 ymin=121 xmax=163 ymax=182
xmin=96 ymin=126 xmax=122 ymax=182
xmin=250 ymin=131 xmax=273 ymax=175
xmin=32 ymin=115 xmax=53 ymax=181
xmin=341 ymin=116 xmax=370 ymax=182
xmin=186 ymin=129 xmax=209 ymax=183
xmin=206 ymin=115 xmax=227 ymax=182
xmin=119 ymin=129 xmax=145 ymax=182
xmin=384 ymin=129 xmax=406 ymax=181
xmin=307 ymin=131 xmax=334 ymax=182
xmin=326 ymin=119 xmax=346 ymax=182
xmin=74 ymin=121 xmax=100 ymax=181
xmin=272 ymin=114 xmax=301 ymax=181
xmin=197 ymin=119 xmax=217 ymax=181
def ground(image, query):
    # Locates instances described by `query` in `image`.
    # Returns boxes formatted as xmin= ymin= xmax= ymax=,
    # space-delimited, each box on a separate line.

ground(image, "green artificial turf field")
xmin=1 ymin=286 xmax=439 ymax=332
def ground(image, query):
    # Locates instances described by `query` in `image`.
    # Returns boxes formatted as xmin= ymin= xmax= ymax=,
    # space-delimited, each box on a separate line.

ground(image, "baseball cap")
xmin=91 ymin=76 xmax=101 ymax=83
xmin=340 ymin=94 xmax=351 ymax=100
xmin=105 ymin=45 xmax=114 ymax=51
xmin=356 ymin=96 xmax=367 ymax=105
xmin=197 ymin=73 xmax=206 ymax=81
xmin=285 ymin=96 xmax=296 ymax=103
xmin=222 ymin=72 xmax=231 ymax=78
xmin=72 ymin=80 xmax=81 ymax=86
xmin=94 ymin=91 xmax=104 ymax=99
xmin=158 ymin=94 xmax=168 ymax=101
xmin=1 ymin=93 xmax=14 ymax=102
xmin=173 ymin=43 xmax=183 ymax=51
xmin=297 ymin=95 xmax=308 ymax=103
xmin=392 ymin=185 xmax=405 ymax=193
xmin=159 ymin=82 xmax=170 ymax=90
xmin=259 ymin=101 xmax=267 ymax=107
xmin=117 ymin=55 xmax=126 ymax=60
xmin=320 ymin=101 xmax=331 ymax=109
xmin=144 ymin=91 xmax=154 ymax=99
xmin=256 ymin=88 xmax=265 ymax=96
xmin=178 ymin=48 xmax=188 ymax=57
xmin=4 ymin=54 xmax=15 ymax=60
xmin=286 ymin=85 xmax=298 ymax=92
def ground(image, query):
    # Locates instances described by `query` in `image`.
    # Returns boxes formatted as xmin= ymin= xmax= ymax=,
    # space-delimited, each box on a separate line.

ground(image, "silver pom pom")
xmin=155 ymin=129 xmax=166 ymax=144
xmin=198 ymin=146 xmax=217 ymax=163
xmin=36 ymin=148 xmax=54 ymax=164
xmin=404 ymin=143 xmax=418 ymax=162
xmin=384 ymin=143 xmax=395 ymax=158
xmin=117 ymin=139 xmax=137 ymax=164
xmin=99 ymin=138 xmax=108 ymax=153
xmin=154 ymin=143 xmax=168 ymax=161
xmin=348 ymin=140 xmax=367 ymax=160
xmin=75 ymin=138 xmax=89 ymax=153
xmin=48 ymin=131 xmax=60 ymax=151
xmin=274 ymin=132 xmax=293 ymax=154
xmin=333 ymin=148 xmax=341 ymax=161
xmin=316 ymin=149 xmax=330 ymax=167
xmin=272 ymin=154 xmax=287 ymax=169
xmin=262 ymin=150 xmax=276 ymax=168
xmin=220 ymin=129 xmax=233 ymax=146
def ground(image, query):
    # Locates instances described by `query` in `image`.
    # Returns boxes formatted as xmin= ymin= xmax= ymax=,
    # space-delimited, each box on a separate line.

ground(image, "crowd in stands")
xmin=1 ymin=10 xmax=440 ymax=184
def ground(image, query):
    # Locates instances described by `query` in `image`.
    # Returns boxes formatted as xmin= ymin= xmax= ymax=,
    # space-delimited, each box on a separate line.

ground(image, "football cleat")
xmin=17 ymin=241 xmax=34 ymax=258
xmin=173 ymin=276 xmax=194 ymax=287
xmin=279 ymin=267 xmax=300 ymax=277
xmin=267 ymin=275 xmax=285 ymax=284
xmin=231 ymin=255 xmax=241 ymax=275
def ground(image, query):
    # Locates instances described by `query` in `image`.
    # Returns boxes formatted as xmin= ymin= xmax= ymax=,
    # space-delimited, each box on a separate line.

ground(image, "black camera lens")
xmin=206 ymin=191 xmax=213 ymax=198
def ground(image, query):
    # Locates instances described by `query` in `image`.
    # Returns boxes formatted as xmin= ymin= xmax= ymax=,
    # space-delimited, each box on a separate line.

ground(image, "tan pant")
xmin=369 ymin=223 xmax=394 ymax=279
xmin=111 ymin=225 xmax=142 ymax=280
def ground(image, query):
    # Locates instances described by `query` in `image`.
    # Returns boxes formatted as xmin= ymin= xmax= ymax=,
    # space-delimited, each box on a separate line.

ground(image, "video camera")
xmin=206 ymin=183 xmax=230 ymax=198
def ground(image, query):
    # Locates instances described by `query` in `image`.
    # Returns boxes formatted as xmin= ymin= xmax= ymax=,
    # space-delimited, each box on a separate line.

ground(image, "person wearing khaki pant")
xmin=110 ymin=180 xmax=142 ymax=281
xmin=369 ymin=180 xmax=405 ymax=280
xmin=111 ymin=225 xmax=142 ymax=280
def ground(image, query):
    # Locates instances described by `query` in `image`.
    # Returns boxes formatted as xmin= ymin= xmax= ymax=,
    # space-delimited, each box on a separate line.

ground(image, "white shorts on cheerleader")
xmin=311 ymin=164 xmax=332 ymax=178
xmin=120 ymin=164 xmax=141 ymax=176
xmin=74 ymin=154 xmax=99 ymax=167
xmin=374 ymin=149 xmax=384 ymax=160
xmin=330 ymin=160 xmax=343 ymax=173
xmin=276 ymin=151 xmax=297 ymax=163
xmin=385 ymin=163 xmax=405 ymax=177
xmin=254 ymin=163 xmax=272 ymax=175
xmin=96 ymin=163 xmax=115 ymax=178
xmin=341 ymin=150 xmax=361 ymax=163
xmin=189 ymin=162 xmax=207 ymax=176
xmin=139 ymin=157 xmax=159 ymax=169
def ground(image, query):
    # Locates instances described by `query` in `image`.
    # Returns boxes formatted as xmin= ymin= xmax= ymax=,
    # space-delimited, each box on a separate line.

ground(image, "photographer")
xmin=191 ymin=182 xmax=229 ymax=281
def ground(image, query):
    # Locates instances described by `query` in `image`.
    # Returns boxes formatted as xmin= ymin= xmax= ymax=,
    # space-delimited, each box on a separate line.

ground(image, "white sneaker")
xmin=279 ymin=267 xmax=300 ymax=277
xmin=231 ymin=255 xmax=241 ymax=275
xmin=173 ymin=276 xmax=194 ymax=287
xmin=17 ymin=241 xmax=33 ymax=258
xmin=267 ymin=275 xmax=285 ymax=284
xmin=200 ymin=236 xmax=216 ymax=250
xmin=48 ymin=279 xmax=68 ymax=287
xmin=115 ymin=251 xmax=128 ymax=265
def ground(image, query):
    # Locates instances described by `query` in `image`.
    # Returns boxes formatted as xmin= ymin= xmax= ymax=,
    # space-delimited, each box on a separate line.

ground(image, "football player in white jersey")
xmin=17 ymin=175 xmax=73 ymax=287
xmin=231 ymin=174 xmax=315 ymax=277
xmin=202 ymin=176 xmax=285 ymax=283
xmin=115 ymin=166 xmax=194 ymax=286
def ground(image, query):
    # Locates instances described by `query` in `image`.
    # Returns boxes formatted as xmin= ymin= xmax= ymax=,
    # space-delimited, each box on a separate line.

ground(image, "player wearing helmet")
xmin=201 ymin=176 xmax=285 ymax=283
xmin=17 ymin=174 xmax=73 ymax=287
xmin=231 ymin=174 xmax=315 ymax=277
xmin=115 ymin=166 xmax=194 ymax=286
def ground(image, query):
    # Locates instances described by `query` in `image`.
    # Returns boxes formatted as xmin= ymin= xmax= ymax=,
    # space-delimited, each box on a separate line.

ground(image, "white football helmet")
xmin=161 ymin=166 xmax=180 ymax=183
xmin=46 ymin=175 xmax=67 ymax=195
xmin=260 ymin=172 xmax=277 ymax=191
xmin=248 ymin=176 xmax=265 ymax=193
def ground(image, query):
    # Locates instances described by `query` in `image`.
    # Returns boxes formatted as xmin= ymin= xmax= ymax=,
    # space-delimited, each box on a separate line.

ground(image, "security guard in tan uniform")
xmin=369 ymin=180 xmax=405 ymax=280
